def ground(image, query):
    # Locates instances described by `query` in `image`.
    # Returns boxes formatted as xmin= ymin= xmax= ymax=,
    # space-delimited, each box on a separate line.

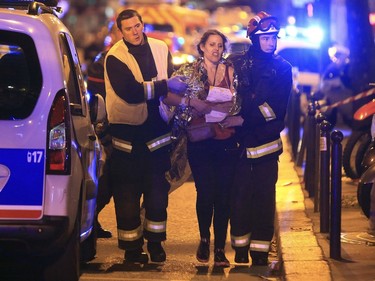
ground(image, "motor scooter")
xmin=354 ymin=99 xmax=375 ymax=220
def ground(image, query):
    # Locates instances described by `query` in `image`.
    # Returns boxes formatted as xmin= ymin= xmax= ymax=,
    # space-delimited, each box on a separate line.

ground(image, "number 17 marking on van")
xmin=27 ymin=151 xmax=43 ymax=163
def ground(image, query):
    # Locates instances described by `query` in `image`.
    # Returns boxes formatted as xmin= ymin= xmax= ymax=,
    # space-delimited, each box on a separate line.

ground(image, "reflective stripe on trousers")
xmin=144 ymin=218 xmax=167 ymax=233
xmin=250 ymin=239 xmax=270 ymax=253
xmin=118 ymin=225 xmax=143 ymax=242
xmin=231 ymin=233 xmax=251 ymax=248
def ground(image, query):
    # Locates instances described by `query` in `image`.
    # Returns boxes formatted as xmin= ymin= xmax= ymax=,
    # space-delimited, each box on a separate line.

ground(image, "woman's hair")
xmin=116 ymin=9 xmax=143 ymax=29
xmin=197 ymin=29 xmax=229 ymax=57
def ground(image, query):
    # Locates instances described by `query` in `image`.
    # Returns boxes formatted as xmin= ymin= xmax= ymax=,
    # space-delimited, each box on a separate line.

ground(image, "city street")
xmin=80 ymin=181 xmax=282 ymax=281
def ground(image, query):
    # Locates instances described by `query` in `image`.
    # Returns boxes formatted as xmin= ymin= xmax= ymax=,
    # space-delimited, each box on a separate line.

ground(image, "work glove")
xmin=167 ymin=75 xmax=187 ymax=94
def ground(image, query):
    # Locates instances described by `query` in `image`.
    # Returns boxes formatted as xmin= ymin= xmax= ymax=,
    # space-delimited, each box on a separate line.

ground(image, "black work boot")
xmin=147 ymin=241 xmax=166 ymax=262
xmin=196 ymin=238 xmax=210 ymax=263
xmin=97 ymin=226 xmax=112 ymax=238
xmin=95 ymin=217 xmax=112 ymax=238
xmin=124 ymin=248 xmax=149 ymax=264
xmin=234 ymin=247 xmax=249 ymax=263
xmin=251 ymin=252 xmax=269 ymax=266
xmin=252 ymin=257 xmax=269 ymax=266
xmin=214 ymin=248 xmax=230 ymax=267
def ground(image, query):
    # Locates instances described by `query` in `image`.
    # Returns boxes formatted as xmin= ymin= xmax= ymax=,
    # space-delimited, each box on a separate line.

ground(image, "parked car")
xmin=0 ymin=1 xmax=105 ymax=280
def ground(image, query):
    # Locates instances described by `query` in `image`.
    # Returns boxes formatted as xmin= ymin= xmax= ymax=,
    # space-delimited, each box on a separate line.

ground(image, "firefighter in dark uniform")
xmin=104 ymin=9 xmax=187 ymax=263
xmin=222 ymin=11 xmax=292 ymax=265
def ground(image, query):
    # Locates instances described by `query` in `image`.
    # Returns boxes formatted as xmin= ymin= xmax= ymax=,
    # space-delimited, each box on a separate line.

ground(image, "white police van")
xmin=0 ymin=1 xmax=105 ymax=280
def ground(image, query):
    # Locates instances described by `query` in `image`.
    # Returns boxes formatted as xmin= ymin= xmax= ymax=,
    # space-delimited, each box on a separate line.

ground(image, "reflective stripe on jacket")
xmin=246 ymin=138 xmax=282 ymax=159
xmin=112 ymin=133 xmax=172 ymax=153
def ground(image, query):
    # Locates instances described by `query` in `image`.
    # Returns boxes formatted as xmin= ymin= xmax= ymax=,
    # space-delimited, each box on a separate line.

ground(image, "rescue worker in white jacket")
xmin=104 ymin=9 xmax=187 ymax=264
xmin=222 ymin=11 xmax=293 ymax=265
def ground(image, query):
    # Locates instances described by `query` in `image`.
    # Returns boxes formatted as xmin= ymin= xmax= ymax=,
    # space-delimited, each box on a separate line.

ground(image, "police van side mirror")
xmin=89 ymin=94 xmax=106 ymax=124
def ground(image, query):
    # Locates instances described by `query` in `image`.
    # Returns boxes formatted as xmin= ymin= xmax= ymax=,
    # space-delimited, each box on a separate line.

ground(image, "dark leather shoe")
xmin=214 ymin=248 xmax=230 ymax=267
xmin=234 ymin=248 xmax=249 ymax=263
xmin=252 ymin=257 xmax=269 ymax=266
xmin=124 ymin=248 xmax=149 ymax=264
xmin=147 ymin=242 xmax=166 ymax=263
xmin=97 ymin=227 xmax=112 ymax=238
xmin=196 ymin=238 xmax=210 ymax=263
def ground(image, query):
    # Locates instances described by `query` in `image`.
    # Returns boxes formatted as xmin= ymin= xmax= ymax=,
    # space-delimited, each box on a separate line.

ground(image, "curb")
xmin=276 ymin=136 xmax=332 ymax=280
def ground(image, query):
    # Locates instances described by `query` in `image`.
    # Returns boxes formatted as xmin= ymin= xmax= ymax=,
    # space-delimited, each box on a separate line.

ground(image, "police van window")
xmin=0 ymin=31 xmax=42 ymax=120
xmin=58 ymin=33 xmax=86 ymax=116
xmin=65 ymin=32 xmax=88 ymax=115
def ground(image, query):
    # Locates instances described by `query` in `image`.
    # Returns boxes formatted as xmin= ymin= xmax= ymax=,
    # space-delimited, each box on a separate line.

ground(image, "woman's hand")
xmin=162 ymin=92 xmax=183 ymax=106
xmin=190 ymin=98 xmax=212 ymax=114
xmin=218 ymin=115 xmax=244 ymax=128
xmin=210 ymin=101 xmax=233 ymax=113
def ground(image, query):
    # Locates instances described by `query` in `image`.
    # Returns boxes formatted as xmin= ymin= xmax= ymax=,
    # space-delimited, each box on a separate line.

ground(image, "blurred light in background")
xmin=304 ymin=26 xmax=324 ymax=44
xmin=279 ymin=24 xmax=324 ymax=45
xmin=287 ymin=16 xmax=296 ymax=25
xmin=172 ymin=53 xmax=195 ymax=67
xmin=105 ymin=6 xmax=115 ymax=19
xmin=177 ymin=36 xmax=185 ymax=46
xmin=370 ymin=13 xmax=375 ymax=25
xmin=285 ymin=25 xmax=298 ymax=38
xmin=306 ymin=2 xmax=314 ymax=17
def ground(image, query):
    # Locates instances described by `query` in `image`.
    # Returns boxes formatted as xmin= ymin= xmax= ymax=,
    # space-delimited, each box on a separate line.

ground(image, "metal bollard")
xmin=287 ymin=89 xmax=301 ymax=161
xmin=304 ymin=100 xmax=317 ymax=197
xmin=330 ymin=130 xmax=343 ymax=259
xmin=296 ymin=117 xmax=307 ymax=168
xmin=313 ymin=111 xmax=323 ymax=212
xmin=319 ymin=119 xmax=331 ymax=233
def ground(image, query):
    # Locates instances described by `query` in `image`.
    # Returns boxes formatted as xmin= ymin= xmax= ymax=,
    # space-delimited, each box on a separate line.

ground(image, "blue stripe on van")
xmin=0 ymin=149 xmax=44 ymax=206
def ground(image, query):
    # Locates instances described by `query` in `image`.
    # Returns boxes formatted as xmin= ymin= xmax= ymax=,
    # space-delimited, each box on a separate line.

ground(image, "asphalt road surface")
xmin=80 ymin=181 xmax=282 ymax=281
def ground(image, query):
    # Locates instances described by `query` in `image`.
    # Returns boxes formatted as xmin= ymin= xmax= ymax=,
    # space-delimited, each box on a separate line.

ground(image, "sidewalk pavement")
xmin=276 ymin=133 xmax=375 ymax=281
